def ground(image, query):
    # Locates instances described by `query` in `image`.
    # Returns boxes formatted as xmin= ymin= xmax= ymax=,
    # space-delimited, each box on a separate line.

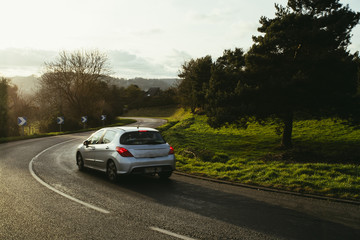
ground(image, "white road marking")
xmin=150 ymin=227 xmax=197 ymax=240
xmin=29 ymin=139 xmax=110 ymax=214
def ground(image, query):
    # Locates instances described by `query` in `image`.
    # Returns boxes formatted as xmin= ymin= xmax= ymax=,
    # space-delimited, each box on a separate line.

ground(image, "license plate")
xmin=145 ymin=167 xmax=162 ymax=173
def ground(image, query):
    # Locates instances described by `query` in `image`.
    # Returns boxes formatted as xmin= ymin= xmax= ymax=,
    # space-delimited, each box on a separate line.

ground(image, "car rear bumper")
xmin=130 ymin=165 xmax=173 ymax=175
xmin=115 ymin=155 xmax=175 ymax=175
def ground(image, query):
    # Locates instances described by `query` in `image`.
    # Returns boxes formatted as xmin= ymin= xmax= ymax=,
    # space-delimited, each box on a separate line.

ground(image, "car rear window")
xmin=120 ymin=131 xmax=166 ymax=145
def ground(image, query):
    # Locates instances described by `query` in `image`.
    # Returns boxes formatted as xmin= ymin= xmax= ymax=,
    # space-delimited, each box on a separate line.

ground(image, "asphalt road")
xmin=1 ymin=118 xmax=360 ymax=239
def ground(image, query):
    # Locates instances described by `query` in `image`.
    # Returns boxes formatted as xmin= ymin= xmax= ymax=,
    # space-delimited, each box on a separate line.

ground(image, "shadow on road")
xmin=81 ymin=169 xmax=360 ymax=240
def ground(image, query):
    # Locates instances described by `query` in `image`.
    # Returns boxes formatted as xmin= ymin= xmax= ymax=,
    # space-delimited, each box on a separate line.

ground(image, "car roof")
xmin=104 ymin=126 xmax=159 ymax=133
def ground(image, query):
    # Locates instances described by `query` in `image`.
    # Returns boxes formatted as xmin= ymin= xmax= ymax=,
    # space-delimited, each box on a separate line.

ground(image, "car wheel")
xmin=158 ymin=171 xmax=172 ymax=180
xmin=76 ymin=152 xmax=85 ymax=171
xmin=107 ymin=160 xmax=118 ymax=182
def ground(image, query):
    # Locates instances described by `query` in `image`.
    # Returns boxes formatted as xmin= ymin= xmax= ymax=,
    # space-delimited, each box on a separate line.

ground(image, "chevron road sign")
xmin=101 ymin=115 xmax=106 ymax=126
xmin=81 ymin=116 xmax=88 ymax=123
xmin=57 ymin=116 xmax=64 ymax=125
xmin=81 ymin=116 xmax=88 ymax=129
xmin=17 ymin=117 xmax=27 ymax=126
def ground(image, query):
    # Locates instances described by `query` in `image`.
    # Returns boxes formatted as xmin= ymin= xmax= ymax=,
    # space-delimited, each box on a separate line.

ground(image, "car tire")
xmin=76 ymin=152 xmax=85 ymax=171
xmin=158 ymin=171 xmax=172 ymax=180
xmin=107 ymin=160 xmax=118 ymax=182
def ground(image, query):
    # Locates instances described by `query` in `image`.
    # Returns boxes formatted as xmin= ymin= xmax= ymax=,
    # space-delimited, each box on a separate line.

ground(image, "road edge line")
xmin=29 ymin=139 xmax=110 ymax=214
xmin=150 ymin=227 xmax=197 ymax=240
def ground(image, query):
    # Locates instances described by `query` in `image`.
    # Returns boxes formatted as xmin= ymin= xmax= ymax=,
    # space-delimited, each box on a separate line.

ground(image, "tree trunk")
xmin=281 ymin=111 xmax=293 ymax=148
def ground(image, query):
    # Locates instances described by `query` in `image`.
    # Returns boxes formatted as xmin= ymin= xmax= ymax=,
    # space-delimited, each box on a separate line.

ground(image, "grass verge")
xmin=158 ymin=110 xmax=360 ymax=201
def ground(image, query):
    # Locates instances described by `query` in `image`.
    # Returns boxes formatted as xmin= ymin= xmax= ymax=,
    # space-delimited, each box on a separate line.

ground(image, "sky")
xmin=0 ymin=0 xmax=359 ymax=79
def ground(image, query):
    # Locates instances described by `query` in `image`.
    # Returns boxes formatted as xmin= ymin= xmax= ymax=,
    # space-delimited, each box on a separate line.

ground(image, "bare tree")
xmin=37 ymin=50 xmax=111 ymax=130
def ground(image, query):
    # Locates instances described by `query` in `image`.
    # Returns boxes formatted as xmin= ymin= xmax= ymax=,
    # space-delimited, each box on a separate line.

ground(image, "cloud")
xmin=0 ymin=48 xmax=181 ymax=78
xmin=0 ymin=48 xmax=57 ymax=76
xmin=0 ymin=48 xmax=56 ymax=66
xmin=131 ymin=28 xmax=164 ymax=37
xmin=107 ymin=50 xmax=178 ymax=78
xmin=160 ymin=49 xmax=193 ymax=77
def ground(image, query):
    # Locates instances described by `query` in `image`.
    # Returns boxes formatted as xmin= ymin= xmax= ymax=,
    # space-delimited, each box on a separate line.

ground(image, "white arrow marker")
xmin=57 ymin=117 xmax=64 ymax=124
xmin=18 ymin=117 xmax=27 ymax=126
xmin=81 ymin=116 xmax=87 ymax=123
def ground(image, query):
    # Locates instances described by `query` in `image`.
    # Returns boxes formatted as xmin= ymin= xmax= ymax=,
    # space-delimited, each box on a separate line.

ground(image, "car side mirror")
xmin=83 ymin=140 xmax=90 ymax=147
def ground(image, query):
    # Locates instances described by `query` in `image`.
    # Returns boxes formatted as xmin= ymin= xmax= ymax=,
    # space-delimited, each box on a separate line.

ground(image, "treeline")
xmin=177 ymin=0 xmax=360 ymax=148
xmin=0 ymin=51 xmax=177 ymax=136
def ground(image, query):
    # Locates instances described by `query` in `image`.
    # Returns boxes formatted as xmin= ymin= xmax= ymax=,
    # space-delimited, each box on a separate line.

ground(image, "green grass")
xmin=158 ymin=110 xmax=360 ymax=201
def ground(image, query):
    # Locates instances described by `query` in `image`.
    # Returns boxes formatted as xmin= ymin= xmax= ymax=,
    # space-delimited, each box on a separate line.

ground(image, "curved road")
xmin=1 ymin=118 xmax=360 ymax=239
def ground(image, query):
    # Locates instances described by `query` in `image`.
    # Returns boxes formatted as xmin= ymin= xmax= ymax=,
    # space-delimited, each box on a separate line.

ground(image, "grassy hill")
xmin=157 ymin=109 xmax=360 ymax=201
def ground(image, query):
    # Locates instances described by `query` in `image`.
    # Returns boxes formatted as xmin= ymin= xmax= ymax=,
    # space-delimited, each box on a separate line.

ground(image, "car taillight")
xmin=169 ymin=146 xmax=174 ymax=155
xmin=116 ymin=147 xmax=134 ymax=157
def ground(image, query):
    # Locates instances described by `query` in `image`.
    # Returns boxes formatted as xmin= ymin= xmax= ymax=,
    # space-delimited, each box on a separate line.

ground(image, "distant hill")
xmin=10 ymin=75 xmax=39 ymax=95
xmin=9 ymin=75 xmax=180 ymax=95
xmin=107 ymin=77 xmax=179 ymax=90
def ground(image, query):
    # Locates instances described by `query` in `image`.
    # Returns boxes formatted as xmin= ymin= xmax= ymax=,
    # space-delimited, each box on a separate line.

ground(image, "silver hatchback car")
xmin=76 ymin=127 xmax=175 ymax=181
